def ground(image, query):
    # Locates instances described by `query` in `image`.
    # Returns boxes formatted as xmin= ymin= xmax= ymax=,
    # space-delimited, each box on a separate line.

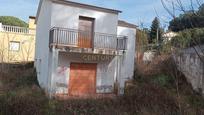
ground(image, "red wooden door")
xmin=69 ymin=63 xmax=97 ymax=96
xmin=78 ymin=17 xmax=94 ymax=48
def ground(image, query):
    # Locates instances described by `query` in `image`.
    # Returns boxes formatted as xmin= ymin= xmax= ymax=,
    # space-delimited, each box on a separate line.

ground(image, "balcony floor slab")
xmin=51 ymin=45 xmax=125 ymax=55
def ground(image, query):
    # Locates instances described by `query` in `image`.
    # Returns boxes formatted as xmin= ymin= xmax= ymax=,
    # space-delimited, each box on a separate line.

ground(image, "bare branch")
xmin=161 ymin=0 xmax=176 ymax=18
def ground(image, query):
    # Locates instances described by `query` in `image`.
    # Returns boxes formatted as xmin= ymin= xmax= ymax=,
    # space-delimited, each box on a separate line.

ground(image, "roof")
xmin=118 ymin=20 xmax=138 ymax=29
xmin=36 ymin=0 xmax=122 ymax=23
xmin=53 ymin=0 xmax=122 ymax=14
xmin=29 ymin=16 xmax=36 ymax=19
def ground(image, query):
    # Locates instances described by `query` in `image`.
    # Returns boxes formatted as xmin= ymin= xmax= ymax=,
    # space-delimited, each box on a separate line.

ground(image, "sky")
xmin=0 ymin=0 xmax=203 ymax=28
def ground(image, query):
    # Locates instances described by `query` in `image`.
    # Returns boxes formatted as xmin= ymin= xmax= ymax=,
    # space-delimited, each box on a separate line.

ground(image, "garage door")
xmin=69 ymin=63 xmax=97 ymax=96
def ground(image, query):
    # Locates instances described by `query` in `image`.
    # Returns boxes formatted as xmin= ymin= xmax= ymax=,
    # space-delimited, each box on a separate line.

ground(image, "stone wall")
xmin=173 ymin=45 xmax=204 ymax=94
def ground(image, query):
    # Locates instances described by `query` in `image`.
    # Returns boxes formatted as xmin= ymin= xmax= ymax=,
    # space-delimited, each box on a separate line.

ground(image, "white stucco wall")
xmin=51 ymin=2 xmax=118 ymax=34
xmin=174 ymin=46 xmax=204 ymax=94
xmin=117 ymin=26 xmax=136 ymax=94
xmin=36 ymin=0 xmax=136 ymax=96
xmin=0 ymin=23 xmax=3 ymax=31
xmin=35 ymin=0 xmax=52 ymax=91
xmin=53 ymin=52 xmax=117 ymax=94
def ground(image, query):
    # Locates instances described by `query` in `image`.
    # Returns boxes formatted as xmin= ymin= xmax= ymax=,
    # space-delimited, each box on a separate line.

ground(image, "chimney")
xmin=29 ymin=16 xmax=36 ymax=29
xmin=28 ymin=16 xmax=36 ymax=34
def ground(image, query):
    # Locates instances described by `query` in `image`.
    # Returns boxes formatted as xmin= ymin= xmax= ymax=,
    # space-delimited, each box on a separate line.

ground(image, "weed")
xmin=0 ymin=62 xmax=203 ymax=115
xmin=152 ymin=74 xmax=174 ymax=88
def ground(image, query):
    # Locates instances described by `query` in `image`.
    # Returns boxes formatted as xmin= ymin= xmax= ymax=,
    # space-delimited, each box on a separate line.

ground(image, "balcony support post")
xmin=92 ymin=32 xmax=95 ymax=51
xmin=48 ymin=46 xmax=59 ymax=98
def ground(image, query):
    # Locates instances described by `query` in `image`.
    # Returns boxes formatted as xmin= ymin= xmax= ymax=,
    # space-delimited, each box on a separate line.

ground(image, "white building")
xmin=162 ymin=31 xmax=177 ymax=43
xmin=35 ymin=0 xmax=137 ymax=98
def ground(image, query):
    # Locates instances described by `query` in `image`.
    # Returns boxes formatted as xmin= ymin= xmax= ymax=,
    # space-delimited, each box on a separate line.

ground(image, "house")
xmin=162 ymin=31 xmax=177 ymax=43
xmin=0 ymin=16 xmax=36 ymax=63
xmin=35 ymin=0 xmax=137 ymax=97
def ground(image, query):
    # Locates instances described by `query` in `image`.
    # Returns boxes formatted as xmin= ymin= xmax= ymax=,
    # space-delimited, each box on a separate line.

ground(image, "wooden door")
xmin=69 ymin=63 xmax=97 ymax=96
xmin=78 ymin=17 xmax=94 ymax=48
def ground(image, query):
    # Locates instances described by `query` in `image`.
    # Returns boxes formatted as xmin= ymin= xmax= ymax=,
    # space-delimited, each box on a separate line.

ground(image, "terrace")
xmin=49 ymin=27 xmax=128 ymax=55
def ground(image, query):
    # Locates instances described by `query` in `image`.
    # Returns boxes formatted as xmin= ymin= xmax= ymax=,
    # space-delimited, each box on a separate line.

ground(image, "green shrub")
xmin=152 ymin=74 xmax=174 ymax=88
xmin=187 ymin=95 xmax=204 ymax=108
xmin=160 ymin=41 xmax=172 ymax=54
xmin=172 ymin=28 xmax=204 ymax=48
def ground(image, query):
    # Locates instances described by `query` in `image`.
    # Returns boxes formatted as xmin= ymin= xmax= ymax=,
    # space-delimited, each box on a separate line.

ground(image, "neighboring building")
xmin=35 ymin=0 xmax=136 ymax=97
xmin=162 ymin=31 xmax=177 ymax=43
xmin=0 ymin=16 xmax=36 ymax=63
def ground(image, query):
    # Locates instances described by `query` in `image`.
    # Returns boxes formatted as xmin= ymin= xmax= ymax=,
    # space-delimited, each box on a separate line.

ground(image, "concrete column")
xmin=117 ymin=55 xmax=124 ymax=95
xmin=49 ymin=46 xmax=59 ymax=98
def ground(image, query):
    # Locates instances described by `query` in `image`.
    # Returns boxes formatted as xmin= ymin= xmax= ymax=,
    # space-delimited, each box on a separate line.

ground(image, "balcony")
xmin=49 ymin=27 xmax=127 ymax=55
xmin=0 ymin=25 xmax=35 ymax=34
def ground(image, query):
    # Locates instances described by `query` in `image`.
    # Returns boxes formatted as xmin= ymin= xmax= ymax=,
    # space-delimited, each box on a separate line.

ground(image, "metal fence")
xmin=49 ymin=27 xmax=127 ymax=50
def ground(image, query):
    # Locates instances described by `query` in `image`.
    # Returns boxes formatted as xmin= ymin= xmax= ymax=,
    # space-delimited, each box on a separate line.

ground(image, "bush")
xmin=1 ymin=68 xmax=38 ymax=89
xmin=124 ymin=83 xmax=179 ymax=115
xmin=187 ymin=94 xmax=204 ymax=108
xmin=0 ymin=16 xmax=28 ymax=27
xmin=0 ymin=88 xmax=49 ymax=115
xmin=172 ymin=28 xmax=204 ymax=48
xmin=152 ymin=74 xmax=174 ymax=88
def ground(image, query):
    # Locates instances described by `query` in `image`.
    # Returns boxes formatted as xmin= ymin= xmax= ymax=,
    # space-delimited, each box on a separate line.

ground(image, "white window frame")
xmin=9 ymin=41 xmax=20 ymax=51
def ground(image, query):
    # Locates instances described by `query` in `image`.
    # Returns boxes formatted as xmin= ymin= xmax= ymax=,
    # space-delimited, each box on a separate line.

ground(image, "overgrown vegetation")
xmin=0 ymin=66 xmax=178 ymax=115
xmin=172 ymin=28 xmax=204 ymax=48
xmin=135 ymin=55 xmax=204 ymax=115
xmin=136 ymin=29 xmax=149 ymax=52
xmin=134 ymin=1 xmax=204 ymax=114
xmin=0 ymin=61 xmax=203 ymax=115
xmin=0 ymin=16 xmax=28 ymax=27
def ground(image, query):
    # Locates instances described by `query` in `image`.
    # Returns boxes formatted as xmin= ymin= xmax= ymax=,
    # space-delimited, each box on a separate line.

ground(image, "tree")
xmin=149 ymin=17 xmax=162 ymax=44
xmin=136 ymin=29 xmax=149 ymax=50
xmin=168 ymin=3 xmax=204 ymax=32
xmin=198 ymin=4 xmax=204 ymax=16
xmin=0 ymin=16 xmax=28 ymax=27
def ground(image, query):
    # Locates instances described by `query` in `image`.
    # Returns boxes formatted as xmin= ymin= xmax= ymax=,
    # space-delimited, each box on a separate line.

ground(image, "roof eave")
xmin=52 ymin=0 xmax=122 ymax=14
xmin=118 ymin=20 xmax=138 ymax=29
xmin=35 ymin=0 xmax=43 ymax=24
xmin=35 ymin=0 xmax=122 ymax=24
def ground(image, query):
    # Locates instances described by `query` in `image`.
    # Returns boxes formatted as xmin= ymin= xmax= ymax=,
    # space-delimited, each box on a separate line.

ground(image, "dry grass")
xmin=135 ymin=54 xmax=204 ymax=115
xmin=0 ymin=61 xmax=203 ymax=115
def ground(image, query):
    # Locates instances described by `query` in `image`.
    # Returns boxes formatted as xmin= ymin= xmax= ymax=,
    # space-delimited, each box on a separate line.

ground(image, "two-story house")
xmin=35 ymin=0 xmax=137 ymax=98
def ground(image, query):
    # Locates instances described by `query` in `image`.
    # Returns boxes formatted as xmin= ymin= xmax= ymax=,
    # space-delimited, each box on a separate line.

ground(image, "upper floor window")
xmin=9 ymin=41 xmax=20 ymax=51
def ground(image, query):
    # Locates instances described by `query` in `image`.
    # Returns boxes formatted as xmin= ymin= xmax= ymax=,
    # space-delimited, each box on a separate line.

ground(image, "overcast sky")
xmin=0 ymin=0 xmax=203 ymax=28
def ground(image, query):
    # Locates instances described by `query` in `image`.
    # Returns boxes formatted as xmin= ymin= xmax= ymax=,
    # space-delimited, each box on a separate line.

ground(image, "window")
xmin=9 ymin=41 xmax=20 ymax=51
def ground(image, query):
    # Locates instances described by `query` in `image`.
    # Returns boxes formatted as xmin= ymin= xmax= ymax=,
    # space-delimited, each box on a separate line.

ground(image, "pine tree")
xmin=149 ymin=17 xmax=160 ymax=43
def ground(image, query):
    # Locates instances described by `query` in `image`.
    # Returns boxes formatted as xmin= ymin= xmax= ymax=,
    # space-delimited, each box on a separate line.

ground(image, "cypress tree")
xmin=150 ymin=17 xmax=160 ymax=43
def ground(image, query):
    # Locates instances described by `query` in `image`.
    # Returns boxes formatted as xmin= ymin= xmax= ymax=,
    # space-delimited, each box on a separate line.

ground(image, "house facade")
xmin=0 ymin=16 xmax=36 ymax=63
xmin=162 ymin=31 xmax=177 ymax=43
xmin=35 ymin=0 xmax=136 ymax=97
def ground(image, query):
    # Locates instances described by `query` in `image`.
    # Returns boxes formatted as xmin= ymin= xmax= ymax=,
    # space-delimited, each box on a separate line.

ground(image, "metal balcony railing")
xmin=49 ymin=27 xmax=127 ymax=50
